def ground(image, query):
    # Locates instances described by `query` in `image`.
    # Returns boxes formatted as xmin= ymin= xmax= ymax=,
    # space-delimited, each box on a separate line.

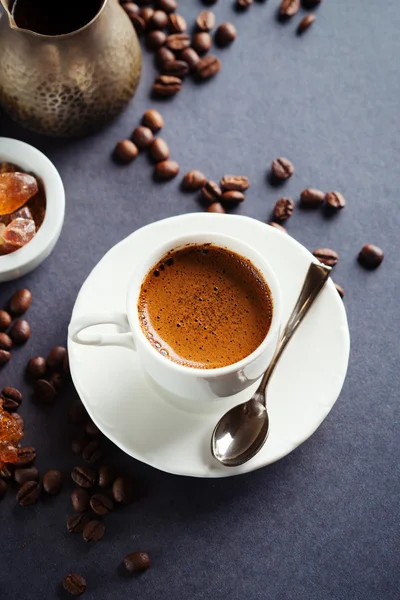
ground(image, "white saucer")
xmin=68 ymin=214 xmax=350 ymax=478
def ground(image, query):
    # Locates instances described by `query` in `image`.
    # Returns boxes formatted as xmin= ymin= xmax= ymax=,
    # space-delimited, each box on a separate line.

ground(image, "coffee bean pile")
xmin=0 ymin=289 xmax=32 ymax=368
xmin=182 ymin=171 xmax=250 ymax=214
xmin=27 ymin=344 xmax=70 ymax=404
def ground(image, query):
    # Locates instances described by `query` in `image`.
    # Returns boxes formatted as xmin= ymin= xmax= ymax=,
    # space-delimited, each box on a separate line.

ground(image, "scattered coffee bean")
xmin=221 ymin=190 xmax=245 ymax=203
xmin=0 ymin=332 xmax=12 ymax=351
xmin=334 ymin=283 xmax=345 ymax=298
xmin=0 ymin=479 xmax=7 ymax=500
xmin=12 ymin=412 xmax=24 ymax=430
xmin=358 ymin=244 xmax=384 ymax=269
xmin=0 ymin=310 xmax=11 ymax=332
xmin=27 ymin=356 xmax=47 ymax=380
xmin=273 ymin=197 xmax=294 ymax=220
xmin=192 ymin=32 xmax=212 ymax=54
xmin=168 ymin=13 xmax=187 ymax=33
xmin=14 ymin=466 xmax=39 ymax=485
xmin=82 ymin=440 xmax=103 ymax=464
xmin=146 ymin=30 xmax=167 ymax=52
xmin=16 ymin=480 xmax=40 ymax=506
xmin=298 ymin=14 xmax=316 ymax=33
xmin=156 ymin=46 xmax=175 ymax=69
xmin=220 ymin=175 xmax=249 ymax=192
xmin=268 ymin=221 xmax=287 ymax=233
xmin=67 ymin=513 xmax=90 ymax=534
xmin=236 ymin=0 xmax=253 ymax=8
xmin=162 ymin=59 xmax=190 ymax=78
xmin=131 ymin=126 xmax=154 ymax=149
xmin=165 ymin=33 xmax=190 ymax=51
xmin=196 ymin=54 xmax=221 ymax=79
xmin=280 ymin=0 xmax=300 ymax=17
xmin=124 ymin=551 xmax=151 ymax=573
xmin=42 ymin=470 xmax=62 ymax=495
xmin=196 ymin=10 xmax=215 ymax=31
xmin=300 ymin=188 xmax=325 ymax=207
xmin=142 ymin=109 xmax=164 ymax=132
xmin=47 ymin=346 xmax=67 ymax=371
xmin=9 ymin=289 xmax=32 ymax=315
xmin=0 ymin=466 xmax=13 ymax=479
xmin=271 ymin=157 xmax=294 ymax=180
xmin=140 ymin=7 xmax=154 ymax=24
xmin=155 ymin=0 xmax=178 ymax=13
xmin=114 ymin=140 xmax=139 ymax=163
xmin=49 ymin=372 xmax=63 ymax=390
xmin=313 ymin=248 xmax=339 ymax=267
xmin=182 ymin=170 xmax=207 ymax=191
xmin=1 ymin=387 xmax=22 ymax=411
xmin=90 ymin=493 xmax=114 ymax=516
xmin=130 ymin=14 xmax=146 ymax=36
xmin=122 ymin=2 xmax=140 ymax=19
xmin=180 ymin=47 xmax=200 ymax=70
xmin=202 ymin=0 xmax=218 ymax=5
xmin=153 ymin=75 xmax=182 ymax=96
xmin=201 ymin=181 xmax=222 ymax=202
xmin=69 ymin=400 xmax=87 ymax=425
xmin=35 ymin=379 xmax=57 ymax=404
xmin=302 ymin=0 xmax=321 ymax=8
xmin=113 ymin=476 xmax=134 ymax=505
xmin=71 ymin=438 xmax=86 ymax=455
xmin=215 ymin=23 xmax=237 ymax=47
xmin=147 ymin=9 xmax=168 ymax=30
xmin=0 ymin=350 xmax=11 ymax=366
xmin=71 ymin=488 xmax=90 ymax=512
xmin=154 ymin=160 xmax=180 ymax=181
xmin=83 ymin=519 xmax=105 ymax=542
xmin=98 ymin=465 xmax=115 ymax=489
xmin=149 ymin=138 xmax=170 ymax=162
xmin=9 ymin=319 xmax=30 ymax=345
xmin=207 ymin=202 xmax=226 ymax=213
xmin=15 ymin=446 xmax=36 ymax=467
xmin=325 ymin=191 xmax=346 ymax=209
xmin=85 ymin=420 xmax=101 ymax=437
xmin=62 ymin=573 xmax=87 ymax=597
xmin=71 ymin=466 xmax=97 ymax=489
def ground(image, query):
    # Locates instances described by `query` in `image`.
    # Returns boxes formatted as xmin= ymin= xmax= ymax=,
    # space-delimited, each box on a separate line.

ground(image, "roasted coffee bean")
xmin=27 ymin=356 xmax=47 ymax=379
xmin=16 ymin=480 xmax=40 ymax=506
xmin=67 ymin=513 xmax=90 ymax=533
xmin=0 ymin=350 xmax=11 ymax=366
xmin=63 ymin=352 xmax=70 ymax=375
xmin=82 ymin=440 xmax=103 ymax=464
xmin=71 ymin=466 xmax=97 ymax=489
xmin=146 ymin=30 xmax=167 ymax=52
xmin=35 ymin=379 xmax=56 ymax=404
xmin=156 ymin=46 xmax=175 ymax=69
xmin=236 ymin=0 xmax=253 ymax=8
xmin=62 ymin=573 xmax=87 ymax=596
xmin=142 ymin=109 xmax=164 ymax=132
xmin=149 ymin=138 xmax=170 ymax=162
xmin=9 ymin=319 xmax=30 ymax=344
xmin=114 ymin=140 xmax=139 ymax=163
xmin=168 ymin=13 xmax=186 ymax=33
xmin=0 ymin=478 xmax=7 ymax=500
xmin=325 ymin=191 xmax=346 ymax=209
xmin=42 ymin=470 xmax=62 ymax=495
xmin=182 ymin=170 xmax=206 ymax=191
xmin=69 ymin=400 xmax=87 ymax=424
xmin=192 ymin=32 xmax=212 ymax=54
xmin=0 ymin=310 xmax=11 ymax=332
xmin=302 ymin=0 xmax=321 ymax=8
xmin=0 ymin=332 xmax=12 ymax=351
xmin=154 ymin=160 xmax=180 ymax=181
xmin=273 ymin=197 xmax=294 ymax=220
xmin=113 ymin=476 xmax=134 ymax=505
xmin=155 ymin=0 xmax=178 ymax=13
xmin=271 ymin=157 xmax=294 ymax=180
xmin=71 ymin=437 xmax=86 ymax=456
xmin=215 ymin=23 xmax=237 ymax=47
xmin=83 ymin=519 xmax=105 ymax=542
xmin=221 ymin=190 xmax=245 ymax=203
xmin=49 ymin=372 xmax=63 ymax=390
xmin=12 ymin=412 xmax=24 ymax=431
xmin=147 ymin=10 xmax=168 ymax=30
xmin=124 ymin=551 xmax=151 ymax=573
xmin=196 ymin=10 xmax=215 ymax=31
xmin=14 ymin=466 xmax=39 ymax=485
xmin=131 ymin=126 xmax=154 ymax=149
xmin=9 ymin=289 xmax=32 ymax=315
xmin=334 ymin=283 xmax=345 ymax=299
xmin=47 ymin=346 xmax=67 ymax=371
xmin=220 ymin=175 xmax=249 ymax=192
xmin=298 ymin=14 xmax=316 ymax=33
xmin=207 ymin=202 xmax=226 ymax=213
xmin=202 ymin=181 xmax=222 ymax=202
xmin=1 ymin=387 xmax=22 ymax=411
xmin=0 ymin=465 xmax=13 ymax=480
xmin=140 ymin=6 xmax=154 ymax=24
xmin=313 ymin=248 xmax=339 ymax=267
xmin=162 ymin=59 xmax=189 ymax=78
xmin=268 ymin=221 xmax=287 ymax=233
xmin=180 ymin=47 xmax=200 ymax=70
xmin=196 ymin=54 xmax=221 ymax=79
xmin=202 ymin=0 xmax=218 ymax=4
xmin=85 ymin=420 xmax=101 ymax=437
xmin=280 ymin=0 xmax=300 ymax=16
xmin=15 ymin=446 xmax=36 ymax=467
xmin=300 ymin=188 xmax=325 ymax=207
xmin=165 ymin=33 xmax=190 ymax=51
xmin=98 ymin=465 xmax=115 ymax=489
xmin=71 ymin=488 xmax=90 ymax=512
xmin=358 ymin=244 xmax=384 ymax=269
xmin=153 ymin=75 xmax=182 ymax=96
xmin=90 ymin=493 xmax=114 ymax=516
xmin=122 ymin=2 xmax=140 ymax=18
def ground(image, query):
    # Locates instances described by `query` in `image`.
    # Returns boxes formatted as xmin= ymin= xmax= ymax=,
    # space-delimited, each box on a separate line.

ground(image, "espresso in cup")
xmin=138 ymin=243 xmax=273 ymax=369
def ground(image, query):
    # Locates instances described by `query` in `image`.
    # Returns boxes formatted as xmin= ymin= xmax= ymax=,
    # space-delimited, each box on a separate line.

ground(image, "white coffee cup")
xmin=68 ymin=232 xmax=282 ymax=403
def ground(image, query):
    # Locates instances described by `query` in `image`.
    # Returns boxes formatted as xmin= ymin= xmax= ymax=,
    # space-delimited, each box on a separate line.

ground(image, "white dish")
xmin=0 ymin=137 xmax=65 ymax=282
xmin=68 ymin=213 xmax=350 ymax=478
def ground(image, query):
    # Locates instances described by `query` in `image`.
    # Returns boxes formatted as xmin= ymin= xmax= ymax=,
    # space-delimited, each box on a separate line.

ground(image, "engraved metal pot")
xmin=0 ymin=0 xmax=141 ymax=136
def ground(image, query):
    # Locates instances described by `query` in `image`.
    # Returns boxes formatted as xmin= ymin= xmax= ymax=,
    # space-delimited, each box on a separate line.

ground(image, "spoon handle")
xmin=257 ymin=261 xmax=331 ymax=397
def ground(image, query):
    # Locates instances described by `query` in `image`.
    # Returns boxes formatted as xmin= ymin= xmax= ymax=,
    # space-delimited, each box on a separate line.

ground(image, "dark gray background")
xmin=0 ymin=0 xmax=399 ymax=598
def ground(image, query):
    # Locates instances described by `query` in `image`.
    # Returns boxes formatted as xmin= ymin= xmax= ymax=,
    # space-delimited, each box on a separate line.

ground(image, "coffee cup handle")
xmin=68 ymin=312 xmax=135 ymax=350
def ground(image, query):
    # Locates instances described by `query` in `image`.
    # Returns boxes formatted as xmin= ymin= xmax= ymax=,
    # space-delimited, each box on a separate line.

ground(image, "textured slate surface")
xmin=0 ymin=1 xmax=399 ymax=599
